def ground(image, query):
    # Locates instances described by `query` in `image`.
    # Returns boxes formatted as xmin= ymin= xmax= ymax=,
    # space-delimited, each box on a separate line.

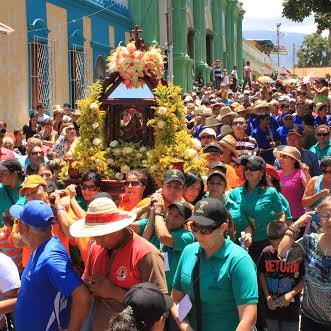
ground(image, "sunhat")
xmin=273 ymin=145 xmax=301 ymax=164
xmin=195 ymin=106 xmax=212 ymax=117
xmin=253 ymin=100 xmax=273 ymax=112
xmin=69 ymin=197 xmax=136 ymax=237
xmin=216 ymin=124 xmax=233 ymax=140
xmin=315 ymin=102 xmax=328 ymax=112
xmin=217 ymin=107 xmax=236 ymax=121
xmin=204 ymin=116 xmax=221 ymax=128
xmin=218 ymin=134 xmax=239 ymax=157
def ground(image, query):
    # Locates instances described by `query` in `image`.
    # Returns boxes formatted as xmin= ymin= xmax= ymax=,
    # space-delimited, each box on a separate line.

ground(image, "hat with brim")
xmin=241 ymin=155 xmax=266 ymax=170
xmin=204 ymin=116 xmax=222 ymax=128
xmin=20 ymin=175 xmax=47 ymax=195
xmin=211 ymin=103 xmax=223 ymax=109
xmin=253 ymin=100 xmax=273 ymax=113
xmin=195 ymin=106 xmax=212 ymax=117
xmin=273 ymin=145 xmax=301 ymax=164
xmin=266 ymin=164 xmax=280 ymax=181
xmin=218 ymin=135 xmax=239 ymax=157
xmin=234 ymin=105 xmax=246 ymax=114
xmin=69 ymin=197 xmax=136 ymax=237
xmin=217 ymin=107 xmax=236 ymax=121
xmin=315 ymin=102 xmax=328 ymax=112
xmin=216 ymin=124 xmax=233 ymax=140
xmin=207 ymin=171 xmax=227 ymax=183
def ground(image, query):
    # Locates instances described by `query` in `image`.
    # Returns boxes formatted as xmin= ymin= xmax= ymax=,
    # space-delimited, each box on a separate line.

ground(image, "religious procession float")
xmin=63 ymin=27 xmax=206 ymax=195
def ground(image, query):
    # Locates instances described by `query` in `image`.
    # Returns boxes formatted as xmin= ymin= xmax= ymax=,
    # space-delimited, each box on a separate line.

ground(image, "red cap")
xmin=266 ymin=164 xmax=280 ymax=181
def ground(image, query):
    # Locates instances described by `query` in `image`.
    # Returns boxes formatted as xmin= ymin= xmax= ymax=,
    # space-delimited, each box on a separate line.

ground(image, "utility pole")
xmin=293 ymin=42 xmax=296 ymax=75
xmin=276 ymin=23 xmax=281 ymax=68
xmin=165 ymin=0 xmax=173 ymax=82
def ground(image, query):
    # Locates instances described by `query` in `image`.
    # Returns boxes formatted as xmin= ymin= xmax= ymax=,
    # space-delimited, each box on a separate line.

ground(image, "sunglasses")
xmin=317 ymin=133 xmax=329 ymax=137
xmin=187 ymin=221 xmax=220 ymax=234
xmin=232 ymin=121 xmax=245 ymax=126
xmin=81 ymin=184 xmax=98 ymax=191
xmin=244 ymin=165 xmax=261 ymax=172
xmin=201 ymin=135 xmax=215 ymax=139
xmin=124 ymin=180 xmax=142 ymax=187
xmin=322 ymin=169 xmax=331 ymax=175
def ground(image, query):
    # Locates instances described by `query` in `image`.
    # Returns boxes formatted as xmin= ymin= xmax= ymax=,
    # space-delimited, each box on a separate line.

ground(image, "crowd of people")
xmin=0 ymin=72 xmax=331 ymax=331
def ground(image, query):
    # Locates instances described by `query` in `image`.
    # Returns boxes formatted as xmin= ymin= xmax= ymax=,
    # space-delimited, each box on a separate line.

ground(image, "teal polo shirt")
xmin=228 ymin=186 xmax=283 ymax=242
xmin=173 ymin=238 xmax=258 ymax=331
xmin=280 ymin=192 xmax=292 ymax=222
xmin=309 ymin=140 xmax=331 ymax=161
xmin=0 ymin=184 xmax=26 ymax=227
xmin=139 ymin=218 xmax=195 ymax=292
xmin=76 ymin=195 xmax=88 ymax=211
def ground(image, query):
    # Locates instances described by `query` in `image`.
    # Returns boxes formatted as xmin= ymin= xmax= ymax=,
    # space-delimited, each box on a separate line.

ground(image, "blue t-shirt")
xmin=15 ymin=236 xmax=82 ymax=331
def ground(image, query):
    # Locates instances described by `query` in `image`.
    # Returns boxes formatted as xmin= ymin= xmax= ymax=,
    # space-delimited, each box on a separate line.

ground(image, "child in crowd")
xmin=257 ymin=221 xmax=304 ymax=331
xmin=0 ymin=209 xmax=23 ymax=272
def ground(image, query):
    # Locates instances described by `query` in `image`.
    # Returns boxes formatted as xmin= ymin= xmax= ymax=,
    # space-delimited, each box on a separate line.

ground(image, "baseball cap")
xmin=266 ymin=164 xmax=280 ymax=181
xmin=282 ymin=112 xmax=293 ymax=119
xmin=163 ymin=169 xmax=185 ymax=185
xmin=168 ymin=201 xmax=193 ymax=220
xmin=203 ymin=142 xmax=223 ymax=154
xmin=210 ymin=161 xmax=227 ymax=173
xmin=232 ymin=155 xmax=250 ymax=165
xmin=207 ymin=171 xmax=226 ymax=183
xmin=190 ymin=198 xmax=227 ymax=226
xmin=9 ymin=200 xmax=54 ymax=228
xmin=0 ymin=158 xmax=23 ymax=174
xmin=288 ymin=128 xmax=303 ymax=137
xmin=20 ymin=175 xmax=47 ymax=195
xmin=199 ymin=128 xmax=216 ymax=138
xmin=241 ymin=155 xmax=266 ymax=170
xmin=123 ymin=283 xmax=173 ymax=328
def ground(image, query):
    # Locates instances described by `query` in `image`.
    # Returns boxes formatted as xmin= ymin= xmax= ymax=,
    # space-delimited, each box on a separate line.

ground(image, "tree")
xmin=282 ymin=0 xmax=331 ymax=45
xmin=297 ymin=33 xmax=330 ymax=67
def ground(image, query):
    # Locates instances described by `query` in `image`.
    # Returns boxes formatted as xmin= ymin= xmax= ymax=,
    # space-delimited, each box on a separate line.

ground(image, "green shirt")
xmin=139 ymin=218 xmax=195 ymax=291
xmin=280 ymin=192 xmax=292 ymax=222
xmin=0 ymin=184 xmax=25 ymax=227
xmin=76 ymin=195 xmax=88 ymax=211
xmin=309 ymin=140 xmax=331 ymax=161
xmin=173 ymin=238 xmax=258 ymax=331
xmin=228 ymin=186 xmax=283 ymax=241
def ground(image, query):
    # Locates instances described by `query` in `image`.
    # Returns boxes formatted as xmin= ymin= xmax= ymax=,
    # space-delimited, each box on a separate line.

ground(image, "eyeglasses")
xmin=201 ymin=135 xmax=214 ymax=139
xmin=244 ymin=165 xmax=261 ymax=172
xmin=319 ymin=213 xmax=331 ymax=221
xmin=322 ymin=169 xmax=331 ymax=175
xmin=124 ymin=180 xmax=142 ymax=187
xmin=187 ymin=221 xmax=220 ymax=234
xmin=231 ymin=121 xmax=245 ymax=126
xmin=81 ymin=184 xmax=98 ymax=191
xmin=317 ymin=132 xmax=329 ymax=137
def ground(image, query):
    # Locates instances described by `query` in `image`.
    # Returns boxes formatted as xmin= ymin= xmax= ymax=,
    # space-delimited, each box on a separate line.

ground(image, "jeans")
xmin=266 ymin=318 xmax=299 ymax=331
xmin=301 ymin=314 xmax=331 ymax=331
xmin=242 ymin=77 xmax=252 ymax=91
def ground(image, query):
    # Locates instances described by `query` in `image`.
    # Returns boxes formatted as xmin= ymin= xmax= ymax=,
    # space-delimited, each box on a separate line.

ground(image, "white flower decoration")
xmin=139 ymin=146 xmax=147 ymax=152
xmin=191 ymin=138 xmax=202 ymax=151
xmin=121 ymin=165 xmax=130 ymax=174
xmin=157 ymin=120 xmax=166 ymax=129
xmin=93 ymin=138 xmax=102 ymax=146
xmin=150 ymin=164 xmax=158 ymax=172
xmin=92 ymin=122 xmax=99 ymax=130
xmin=109 ymin=140 xmax=119 ymax=148
xmin=90 ymin=103 xmax=99 ymax=111
xmin=157 ymin=106 xmax=167 ymax=116
xmin=115 ymin=172 xmax=124 ymax=180
xmin=136 ymin=153 xmax=143 ymax=160
xmin=186 ymin=148 xmax=197 ymax=158
xmin=113 ymin=148 xmax=121 ymax=156
xmin=107 ymin=158 xmax=114 ymax=165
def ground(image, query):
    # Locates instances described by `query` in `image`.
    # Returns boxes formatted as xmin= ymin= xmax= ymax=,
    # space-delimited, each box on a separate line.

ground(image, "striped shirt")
xmin=235 ymin=136 xmax=259 ymax=156
xmin=0 ymin=227 xmax=23 ymax=272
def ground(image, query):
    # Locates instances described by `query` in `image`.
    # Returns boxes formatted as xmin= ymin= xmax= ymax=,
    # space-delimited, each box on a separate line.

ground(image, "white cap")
xmin=199 ymin=128 xmax=216 ymax=137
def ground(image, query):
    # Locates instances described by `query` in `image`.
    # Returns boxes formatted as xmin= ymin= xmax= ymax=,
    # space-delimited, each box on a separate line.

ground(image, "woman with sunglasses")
xmin=278 ymin=198 xmax=331 ymax=330
xmin=118 ymin=169 xmax=154 ymax=212
xmin=302 ymin=157 xmax=331 ymax=226
xmin=40 ymin=118 xmax=58 ymax=148
xmin=228 ymin=156 xmax=284 ymax=263
xmin=172 ymin=198 xmax=258 ymax=331
xmin=273 ymin=146 xmax=309 ymax=223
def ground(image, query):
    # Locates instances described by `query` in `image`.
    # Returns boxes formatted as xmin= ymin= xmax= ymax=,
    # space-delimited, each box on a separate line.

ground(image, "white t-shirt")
xmin=37 ymin=113 xmax=50 ymax=125
xmin=0 ymin=253 xmax=21 ymax=321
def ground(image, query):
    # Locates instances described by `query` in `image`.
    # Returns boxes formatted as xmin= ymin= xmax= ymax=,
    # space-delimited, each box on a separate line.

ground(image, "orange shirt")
xmin=225 ymin=164 xmax=241 ymax=191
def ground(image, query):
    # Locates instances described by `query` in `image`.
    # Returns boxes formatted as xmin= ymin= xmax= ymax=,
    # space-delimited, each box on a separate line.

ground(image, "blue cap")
xmin=10 ymin=200 xmax=54 ymax=228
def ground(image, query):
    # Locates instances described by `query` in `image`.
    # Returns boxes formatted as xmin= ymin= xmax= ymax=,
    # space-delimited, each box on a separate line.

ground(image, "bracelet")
xmin=155 ymin=212 xmax=164 ymax=217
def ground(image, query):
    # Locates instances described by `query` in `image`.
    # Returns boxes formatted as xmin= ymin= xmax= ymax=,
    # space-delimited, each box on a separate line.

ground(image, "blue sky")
xmin=241 ymin=0 xmax=316 ymax=34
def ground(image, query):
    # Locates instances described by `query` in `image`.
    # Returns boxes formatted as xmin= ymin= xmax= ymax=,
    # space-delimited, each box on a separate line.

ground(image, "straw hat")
xmin=216 ymin=124 xmax=233 ymax=140
xmin=315 ymin=102 xmax=328 ymax=113
xmin=253 ymin=100 xmax=273 ymax=112
xmin=234 ymin=105 xmax=245 ymax=114
xmin=70 ymin=197 xmax=136 ymax=237
xmin=195 ymin=106 xmax=212 ymax=117
xmin=218 ymin=134 xmax=239 ymax=157
xmin=52 ymin=105 xmax=64 ymax=111
xmin=273 ymin=145 xmax=301 ymax=164
xmin=204 ymin=115 xmax=221 ymax=128
xmin=217 ymin=106 xmax=236 ymax=121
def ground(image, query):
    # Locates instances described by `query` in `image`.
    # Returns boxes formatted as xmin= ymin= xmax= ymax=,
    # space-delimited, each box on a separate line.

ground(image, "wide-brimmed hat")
xmin=211 ymin=103 xmax=223 ymax=109
xmin=52 ymin=105 xmax=64 ymax=111
xmin=217 ymin=107 xmax=236 ymax=121
xmin=195 ymin=106 xmax=212 ymax=117
xmin=315 ymin=102 xmax=328 ymax=112
xmin=69 ymin=197 xmax=136 ymax=237
xmin=204 ymin=115 xmax=221 ymax=128
xmin=253 ymin=100 xmax=273 ymax=112
xmin=266 ymin=164 xmax=280 ymax=181
xmin=273 ymin=145 xmax=301 ymax=164
xmin=216 ymin=124 xmax=233 ymax=140
xmin=218 ymin=135 xmax=239 ymax=157
xmin=234 ymin=105 xmax=245 ymax=114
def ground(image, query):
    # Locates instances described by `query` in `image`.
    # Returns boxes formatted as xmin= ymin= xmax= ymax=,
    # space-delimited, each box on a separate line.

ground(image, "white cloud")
xmin=241 ymin=0 xmax=316 ymax=34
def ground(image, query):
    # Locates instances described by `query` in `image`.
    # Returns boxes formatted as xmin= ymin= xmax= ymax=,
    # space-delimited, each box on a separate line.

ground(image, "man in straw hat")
xmin=10 ymin=200 xmax=90 ymax=331
xmin=70 ymin=197 xmax=167 ymax=330
xmin=204 ymin=115 xmax=222 ymax=135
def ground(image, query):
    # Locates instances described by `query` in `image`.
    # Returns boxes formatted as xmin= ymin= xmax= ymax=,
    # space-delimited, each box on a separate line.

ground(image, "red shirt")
xmin=0 ymin=147 xmax=15 ymax=161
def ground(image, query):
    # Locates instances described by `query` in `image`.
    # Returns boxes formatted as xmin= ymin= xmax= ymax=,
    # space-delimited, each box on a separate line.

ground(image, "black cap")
xmin=168 ymin=201 xmax=193 ymax=220
xmin=207 ymin=171 xmax=227 ymax=183
xmin=232 ymin=155 xmax=250 ymax=165
xmin=191 ymin=198 xmax=227 ymax=226
xmin=163 ymin=169 xmax=185 ymax=185
xmin=45 ymin=180 xmax=58 ymax=194
xmin=123 ymin=283 xmax=173 ymax=328
xmin=203 ymin=142 xmax=223 ymax=154
xmin=0 ymin=158 xmax=23 ymax=174
xmin=242 ymin=155 xmax=266 ymax=170
xmin=210 ymin=161 xmax=227 ymax=174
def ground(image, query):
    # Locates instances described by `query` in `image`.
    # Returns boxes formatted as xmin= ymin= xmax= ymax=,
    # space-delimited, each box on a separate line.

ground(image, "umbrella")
xmin=0 ymin=22 xmax=15 ymax=35
xmin=257 ymin=76 xmax=273 ymax=83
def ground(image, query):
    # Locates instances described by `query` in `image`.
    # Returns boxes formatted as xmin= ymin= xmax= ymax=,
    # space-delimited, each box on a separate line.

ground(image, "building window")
xmin=187 ymin=30 xmax=194 ymax=58
xmin=206 ymin=34 xmax=213 ymax=66
xmin=95 ymin=55 xmax=106 ymax=80
xmin=69 ymin=45 xmax=90 ymax=107
xmin=28 ymin=37 xmax=55 ymax=111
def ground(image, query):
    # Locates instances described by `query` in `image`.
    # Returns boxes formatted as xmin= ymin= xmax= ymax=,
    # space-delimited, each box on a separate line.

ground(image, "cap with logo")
xmin=168 ymin=201 xmax=193 ymax=220
xmin=163 ymin=169 xmax=185 ymax=185
xmin=9 ymin=200 xmax=54 ymax=228
xmin=203 ymin=142 xmax=223 ymax=154
xmin=190 ymin=198 xmax=227 ymax=226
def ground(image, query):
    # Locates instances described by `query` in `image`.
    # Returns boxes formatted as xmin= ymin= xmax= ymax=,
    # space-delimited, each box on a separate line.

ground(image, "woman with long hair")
xmin=183 ymin=171 xmax=205 ymax=205
xmin=22 ymin=113 xmax=39 ymax=140
xmin=40 ymin=118 xmax=58 ymax=147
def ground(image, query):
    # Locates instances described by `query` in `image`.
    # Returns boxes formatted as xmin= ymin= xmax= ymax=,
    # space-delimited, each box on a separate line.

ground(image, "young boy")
xmin=257 ymin=221 xmax=304 ymax=331
xmin=0 ymin=209 xmax=23 ymax=272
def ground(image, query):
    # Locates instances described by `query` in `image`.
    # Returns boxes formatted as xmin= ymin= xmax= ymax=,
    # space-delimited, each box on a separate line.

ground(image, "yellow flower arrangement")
xmin=107 ymin=41 xmax=164 ymax=88
xmin=146 ymin=83 xmax=207 ymax=185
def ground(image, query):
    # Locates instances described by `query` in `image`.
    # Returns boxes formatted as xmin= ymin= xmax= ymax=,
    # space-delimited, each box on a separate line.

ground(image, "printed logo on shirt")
xmin=116 ymin=266 xmax=128 ymax=281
